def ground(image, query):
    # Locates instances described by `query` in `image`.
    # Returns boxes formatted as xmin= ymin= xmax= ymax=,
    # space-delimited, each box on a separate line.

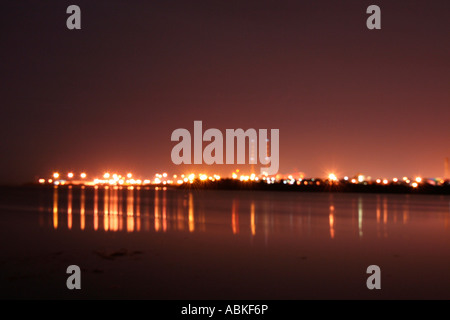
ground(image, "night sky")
xmin=1 ymin=0 xmax=449 ymax=184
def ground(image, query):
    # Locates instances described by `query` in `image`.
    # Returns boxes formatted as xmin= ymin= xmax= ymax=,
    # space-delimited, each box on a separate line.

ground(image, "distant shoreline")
xmin=11 ymin=179 xmax=450 ymax=195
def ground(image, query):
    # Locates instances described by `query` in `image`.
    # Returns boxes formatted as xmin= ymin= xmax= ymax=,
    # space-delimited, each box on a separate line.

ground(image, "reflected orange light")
xmin=104 ymin=186 xmax=109 ymax=215
xmin=67 ymin=186 xmax=72 ymax=230
xmin=127 ymin=188 xmax=134 ymax=216
xmin=383 ymin=198 xmax=388 ymax=225
xmin=188 ymin=193 xmax=194 ymax=232
xmin=53 ymin=186 xmax=58 ymax=229
xmin=231 ymin=200 xmax=239 ymax=234
xmin=250 ymin=202 xmax=256 ymax=236
xmin=94 ymin=187 xmax=99 ymax=231
xmin=154 ymin=188 xmax=160 ymax=232
xmin=329 ymin=205 xmax=335 ymax=239
xmin=80 ymin=186 xmax=85 ymax=230
xmin=104 ymin=214 xmax=109 ymax=231
xmin=127 ymin=216 xmax=134 ymax=232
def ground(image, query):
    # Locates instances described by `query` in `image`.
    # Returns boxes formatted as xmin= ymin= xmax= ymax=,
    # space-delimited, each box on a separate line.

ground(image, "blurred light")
xmin=376 ymin=179 xmax=381 ymax=184
xmin=67 ymin=172 xmax=74 ymax=178
xmin=163 ymin=173 xmax=168 ymax=178
xmin=53 ymin=172 xmax=59 ymax=179
xmin=412 ymin=182 xmax=418 ymax=188
xmin=383 ymin=179 xmax=389 ymax=185
xmin=393 ymin=177 xmax=398 ymax=183
xmin=80 ymin=173 xmax=87 ymax=179
xmin=38 ymin=178 xmax=45 ymax=184
xmin=415 ymin=177 xmax=422 ymax=183
xmin=344 ymin=176 xmax=349 ymax=181
xmin=358 ymin=175 xmax=364 ymax=183
xmin=328 ymin=173 xmax=337 ymax=181
xmin=103 ymin=173 xmax=110 ymax=179
xmin=127 ymin=173 xmax=132 ymax=178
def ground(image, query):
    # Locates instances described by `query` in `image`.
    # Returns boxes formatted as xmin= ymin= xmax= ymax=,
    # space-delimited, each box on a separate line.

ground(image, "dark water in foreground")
xmin=0 ymin=185 xmax=449 ymax=299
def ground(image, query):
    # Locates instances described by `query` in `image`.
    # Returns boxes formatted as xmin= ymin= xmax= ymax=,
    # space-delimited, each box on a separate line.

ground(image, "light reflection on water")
xmin=44 ymin=186 xmax=450 ymax=238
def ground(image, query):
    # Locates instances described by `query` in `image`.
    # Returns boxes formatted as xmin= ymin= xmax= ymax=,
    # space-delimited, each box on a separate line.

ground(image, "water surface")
xmin=0 ymin=186 xmax=449 ymax=299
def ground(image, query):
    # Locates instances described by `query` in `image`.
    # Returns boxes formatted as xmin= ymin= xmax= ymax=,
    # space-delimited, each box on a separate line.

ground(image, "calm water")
xmin=0 ymin=186 xmax=449 ymax=299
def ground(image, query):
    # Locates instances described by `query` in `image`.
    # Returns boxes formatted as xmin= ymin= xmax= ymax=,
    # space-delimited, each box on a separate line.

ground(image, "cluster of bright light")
xmin=337 ymin=175 xmax=430 ymax=188
xmin=230 ymin=169 xmax=260 ymax=182
xmin=36 ymin=170 xmax=444 ymax=188
xmin=264 ymin=176 xmax=276 ymax=184
xmin=50 ymin=172 xmax=87 ymax=180
xmin=328 ymin=173 xmax=338 ymax=181
xmin=239 ymin=173 xmax=259 ymax=182
xmin=39 ymin=171 xmax=226 ymax=186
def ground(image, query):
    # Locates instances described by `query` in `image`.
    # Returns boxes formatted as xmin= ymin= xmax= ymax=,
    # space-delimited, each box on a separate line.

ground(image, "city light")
xmin=35 ymin=170 xmax=449 ymax=191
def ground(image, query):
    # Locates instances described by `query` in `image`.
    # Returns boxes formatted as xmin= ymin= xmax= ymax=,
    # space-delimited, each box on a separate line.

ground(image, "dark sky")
xmin=1 ymin=0 xmax=449 ymax=184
